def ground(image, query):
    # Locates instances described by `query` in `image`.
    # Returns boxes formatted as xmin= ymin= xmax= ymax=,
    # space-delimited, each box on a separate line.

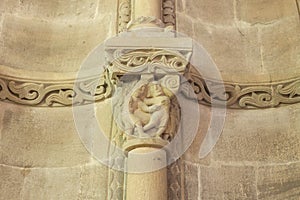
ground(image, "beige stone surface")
xmin=183 ymin=104 xmax=212 ymax=166
xmin=126 ymin=148 xmax=168 ymax=200
xmin=0 ymin=102 xmax=92 ymax=168
xmin=1 ymin=0 xmax=300 ymax=199
xmin=236 ymin=0 xmax=299 ymax=24
xmin=261 ymin=17 xmax=300 ymax=81
xmin=257 ymin=163 xmax=300 ymax=199
xmin=183 ymin=104 xmax=300 ymax=198
xmin=211 ymin=104 xmax=300 ymax=163
xmin=177 ymin=0 xmax=300 ymax=83
xmin=184 ymin=161 xmax=199 ymax=200
xmin=200 ymin=165 xmax=257 ymax=199
xmin=185 ymin=0 xmax=235 ymax=25
xmin=193 ymin=23 xmax=263 ymax=82
xmin=21 ymin=167 xmax=82 ymax=199
xmin=0 ymin=162 xmax=108 ymax=200
xmin=0 ymin=0 xmax=117 ymax=73
xmin=0 ymin=165 xmax=24 ymax=200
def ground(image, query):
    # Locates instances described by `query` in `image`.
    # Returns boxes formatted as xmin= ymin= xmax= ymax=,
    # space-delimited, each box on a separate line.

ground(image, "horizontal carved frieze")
xmin=1 ymin=70 xmax=300 ymax=109
xmin=108 ymin=49 xmax=189 ymax=76
xmin=0 ymin=72 xmax=113 ymax=107
xmin=183 ymin=67 xmax=300 ymax=109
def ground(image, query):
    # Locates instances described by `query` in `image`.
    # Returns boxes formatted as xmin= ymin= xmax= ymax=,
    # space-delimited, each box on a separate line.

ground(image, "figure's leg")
xmin=135 ymin=121 xmax=149 ymax=137
xmin=143 ymin=121 xmax=156 ymax=132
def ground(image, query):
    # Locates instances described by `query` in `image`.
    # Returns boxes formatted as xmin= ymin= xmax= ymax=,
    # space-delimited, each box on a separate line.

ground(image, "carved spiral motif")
xmin=110 ymin=50 xmax=188 ymax=74
xmin=161 ymin=75 xmax=180 ymax=93
xmin=0 ymin=72 xmax=113 ymax=107
xmin=183 ymin=67 xmax=300 ymax=109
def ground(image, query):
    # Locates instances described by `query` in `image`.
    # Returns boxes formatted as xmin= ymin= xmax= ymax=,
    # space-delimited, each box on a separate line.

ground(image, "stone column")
xmin=129 ymin=0 xmax=163 ymax=29
xmin=133 ymin=0 xmax=162 ymax=21
xmin=125 ymin=147 xmax=168 ymax=200
xmin=105 ymin=29 xmax=193 ymax=200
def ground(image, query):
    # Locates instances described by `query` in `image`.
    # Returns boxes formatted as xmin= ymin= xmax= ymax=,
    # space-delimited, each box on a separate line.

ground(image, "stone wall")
xmin=0 ymin=0 xmax=117 ymax=73
xmin=178 ymin=0 xmax=300 ymax=199
xmin=1 ymin=0 xmax=300 ymax=199
xmin=177 ymin=0 xmax=300 ymax=83
xmin=0 ymin=0 xmax=117 ymax=199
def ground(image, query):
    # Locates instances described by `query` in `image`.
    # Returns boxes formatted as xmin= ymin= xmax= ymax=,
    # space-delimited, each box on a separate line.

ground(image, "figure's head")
xmin=148 ymin=82 xmax=164 ymax=97
xmin=132 ymin=85 xmax=147 ymax=99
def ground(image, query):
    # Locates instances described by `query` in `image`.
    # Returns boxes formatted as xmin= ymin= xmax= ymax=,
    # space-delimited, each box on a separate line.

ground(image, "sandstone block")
xmin=0 ymin=165 xmax=25 ymax=200
xmin=236 ymin=0 xmax=299 ymax=24
xmin=183 ymin=105 xmax=212 ymax=165
xmin=257 ymin=163 xmax=300 ymax=199
xmin=260 ymin=17 xmax=300 ymax=81
xmin=176 ymin=0 xmax=184 ymax=13
xmin=177 ymin=12 xmax=194 ymax=38
xmin=211 ymin=105 xmax=300 ymax=163
xmin=185 ymin=0 xmax=235 ymax=25
xmin=184 ymin=162 xmax=199 ymax=200
xmin=79 ymin=163 xmax=108 ymax=200
xmin=200 ymin=165 xmax=257 ymax=199
xmin=21 ymin=167 xmax=81 ymax=199
xmin=0 ymin=0 xmax=117 ymax=22
xmin=0 ymin=13 xmax=113 ymax=73
xmin=193 ymin=23 xmax=262 ymax=82
xmin=0 ymin=102 xmax=92 ymax=168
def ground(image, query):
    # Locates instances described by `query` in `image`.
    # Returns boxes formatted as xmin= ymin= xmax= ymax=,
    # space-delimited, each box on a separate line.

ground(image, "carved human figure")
xmin=143 ymin=83 xmax=170 ymax=137
xmin=129 ymin=85 xmax=153 ymax=137
xmin=129 ymin=83 xmax=171 ymax=138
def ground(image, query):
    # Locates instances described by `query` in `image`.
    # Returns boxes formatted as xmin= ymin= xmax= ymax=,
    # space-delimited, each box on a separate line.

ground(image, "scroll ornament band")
xmin=108 ymin=49 xmax=188 ymax=76
xmin=0 ymin=71 xmax=113 ymax=107
xmin=183 ymin=67 xmax=300 ymax=109
xmin=1 ymin=49 xmax=300 ymax=109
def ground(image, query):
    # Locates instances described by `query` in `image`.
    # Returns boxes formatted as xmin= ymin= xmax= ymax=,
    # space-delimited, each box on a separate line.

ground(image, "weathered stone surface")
xmin=212 ymin=105 xmax=300 ymax=163
xmin=183 ymin=105 xmax=212 ymax=166
xmin=200 ymin=165 xmax=257 ymax=199
xmin=257 ymin=163 xmax=300 ymax=199
xmin=177 ymin=1 xmax=300 ymax=83
xmin=176 ymin=0 xmax=184 ymax=13
xmin=0 ymin=102 xmax=92 ymax=168
xmin=0 ymin=14 xmax=113 ymax=73
xmin=0 ymin=0 xmax=118 ymax=21
xmin=236 ymin=0 xmax=299 ymax=24
xmin=0 ymin=165 xmax=25 ymax=200
xmin=184 ymin=162 xmax=199 ymax=200
xmin=261 ymin=17 xmax=300 ymax=81
xmin=0 ymin=161 xmax=108 ymax=200
xmin=78 ymin=162 xmax=108 ymax=200
xmin=177 ymin=12 xmax=194 ymax=38
xmin=3 ymin=0 xmax=96 ymax=20
xmin=185 ymin=0 xmax=235 ymax=25
xmin=193 ymin=23 xmax=263 ymax=82
xmin=21 ymin=167 xmax=81 ymax=199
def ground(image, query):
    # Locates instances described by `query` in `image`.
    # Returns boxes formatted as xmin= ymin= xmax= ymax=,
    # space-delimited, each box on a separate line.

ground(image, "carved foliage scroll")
xmin=163 ymin=0 xmax=176 ymax=27
xmin=184 ymin=67 xmax=300 ymax=109
xmin=0 ymin=72 xmax=113 ymax=107
xmin=108 ymin=49 xmax=188 ymax=76
xmin=118 ymin=0 xmax=131 ymax=33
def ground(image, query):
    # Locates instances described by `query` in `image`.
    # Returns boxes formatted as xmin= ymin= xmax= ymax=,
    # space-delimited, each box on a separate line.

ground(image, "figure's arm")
xmin=139 ymin=101 xmax=152 ymax=113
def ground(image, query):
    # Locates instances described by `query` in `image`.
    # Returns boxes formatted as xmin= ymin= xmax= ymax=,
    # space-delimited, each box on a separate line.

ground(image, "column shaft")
xmin=133 ymin=0 xmax=162 ymax=20
xmin=125 ymin=147 xmax=168 ymax=200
